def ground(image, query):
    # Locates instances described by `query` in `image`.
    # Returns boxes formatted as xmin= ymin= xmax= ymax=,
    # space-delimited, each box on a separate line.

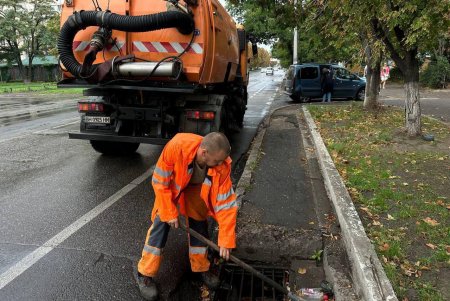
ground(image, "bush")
xmin=388 ymin=67 xmax=403 ymax=82
xmin=420 ymin=56 xmax=450 ymax=89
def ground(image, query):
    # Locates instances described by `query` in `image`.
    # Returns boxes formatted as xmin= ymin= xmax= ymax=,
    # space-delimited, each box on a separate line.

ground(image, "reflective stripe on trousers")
xmin=138 ymin=186 xmax=210 ymax=276
xmin=137 ymin=215 xmax=170 ymax=277
xmin=187 ymin=217 xmax=210 ymax=272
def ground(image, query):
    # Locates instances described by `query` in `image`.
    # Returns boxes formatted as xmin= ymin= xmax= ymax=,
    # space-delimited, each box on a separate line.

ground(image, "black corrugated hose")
xmin=57 ymin=10 xmax=194 ymax=78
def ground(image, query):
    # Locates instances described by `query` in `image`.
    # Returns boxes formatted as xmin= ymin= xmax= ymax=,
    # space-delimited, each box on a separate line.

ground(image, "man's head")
xmin=196 ymin=132 xmax=231 ymax=167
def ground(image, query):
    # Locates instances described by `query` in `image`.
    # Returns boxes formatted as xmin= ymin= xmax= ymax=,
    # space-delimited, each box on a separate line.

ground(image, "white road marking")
xmin=32 ymin=118 xmax=79 ymax=134
xmin=0 ymin=167 xmax=155 ymax=290
xmin=248 ymin=85 xmax=268 ymax=100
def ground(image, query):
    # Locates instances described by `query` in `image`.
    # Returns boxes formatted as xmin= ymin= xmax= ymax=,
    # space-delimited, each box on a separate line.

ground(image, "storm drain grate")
xmin=214 ymin=263 xmax=289 ymax=301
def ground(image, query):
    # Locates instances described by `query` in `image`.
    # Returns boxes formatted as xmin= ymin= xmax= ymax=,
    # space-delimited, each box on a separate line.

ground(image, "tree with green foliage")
xmin=249 ymin=47 xmax=271 ymax=69
xmin=420 ymin=55 xmax=450 ymax=89
xmin=227 ymin=0 xmax=450 ymax=136
xmin=227 ymin=0 xmax=296 ymax=67
xmin=0 ymin=0 xmax=58 ymax=82
xmin=227 ymin=0 xmax=364 ymax=67
xmin=304 ymin=2 xmax=383 ymax=110
xmin=328 ymin=0 xmax=450 ymax=136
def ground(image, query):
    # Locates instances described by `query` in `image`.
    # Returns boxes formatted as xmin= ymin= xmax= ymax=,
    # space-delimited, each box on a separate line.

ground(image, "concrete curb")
xmin=302 ymin=106 xmax=398 ymax=301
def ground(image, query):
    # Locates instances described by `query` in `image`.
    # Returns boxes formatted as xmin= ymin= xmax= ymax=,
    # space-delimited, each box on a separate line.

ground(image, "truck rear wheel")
xmin=90 ymin=140 xmax=140 ymax=155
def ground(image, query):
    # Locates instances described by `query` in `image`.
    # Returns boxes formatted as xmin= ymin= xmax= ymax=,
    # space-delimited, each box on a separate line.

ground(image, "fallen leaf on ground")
xmin=200 ymin=284 xmax=210 ymax=300
xmin=360 ymin=207 xmax=373 ymax=217
xmin=298 ymin=268 xmax=307 ymax=274
xmin=372 ymin=221 xmax=382 ymax=226
xmin=379 ymin=243 xmax=390 ymax=251
xmin=425 ymin=243 xmax=437 ymax=249
xmin=422 ymin=217 xmax=439 ymax=226
xmin=309 ymin=221 xmax=315 ymax=225
xmin=387 ymin=214 xmax=395 ymax=220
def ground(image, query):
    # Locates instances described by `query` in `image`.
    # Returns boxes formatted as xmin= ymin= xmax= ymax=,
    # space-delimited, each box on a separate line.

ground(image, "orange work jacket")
xmin=151 ymin=133 xmax=238 ymax=249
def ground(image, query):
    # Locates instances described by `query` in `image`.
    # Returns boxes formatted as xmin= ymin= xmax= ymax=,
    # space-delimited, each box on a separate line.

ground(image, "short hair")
xmin=201 ymin=132 xmax=231 ymax=155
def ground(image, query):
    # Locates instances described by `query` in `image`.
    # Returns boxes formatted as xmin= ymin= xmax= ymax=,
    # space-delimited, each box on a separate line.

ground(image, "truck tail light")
xmin=78 ymin=102 xmax=104 ymax=113
xmin=186 ymin=110 xmax=215 ymax=120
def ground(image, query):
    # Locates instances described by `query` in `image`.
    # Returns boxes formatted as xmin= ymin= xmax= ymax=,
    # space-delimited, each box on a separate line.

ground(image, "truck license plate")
xmin=85 ymin=116 xmax=110 ymax=124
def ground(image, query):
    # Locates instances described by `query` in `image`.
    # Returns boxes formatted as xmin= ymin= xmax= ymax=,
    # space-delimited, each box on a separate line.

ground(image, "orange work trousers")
xmin=138 ymin=184 xmax=210 ymax=277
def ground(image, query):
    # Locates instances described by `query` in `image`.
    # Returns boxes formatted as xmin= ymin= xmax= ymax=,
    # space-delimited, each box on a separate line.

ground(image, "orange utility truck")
xmin=58 ymin=0 xmax=257 ymax=154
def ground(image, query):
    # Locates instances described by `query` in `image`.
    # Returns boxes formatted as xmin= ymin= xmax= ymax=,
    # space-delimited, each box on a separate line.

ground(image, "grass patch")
xmin=309 ymin=103 xmax=450 ymax=300
xmin=0 ymin=82 xmax=83 ymax=95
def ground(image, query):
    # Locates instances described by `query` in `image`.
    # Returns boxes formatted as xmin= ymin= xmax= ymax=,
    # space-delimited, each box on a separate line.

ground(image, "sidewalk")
xmin=233 ymin=102 xmax=397 ymax=300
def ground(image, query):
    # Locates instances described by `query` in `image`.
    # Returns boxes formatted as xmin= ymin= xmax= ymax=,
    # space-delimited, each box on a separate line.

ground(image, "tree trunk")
xmin=363 ymin=43 xmax=381 ymax=110
xmin=365 ymin=62 xmax=381 ymax=110
xmin=404 ymin=80 xmax=421 ymax=136
xmin=25 ymin=57 xmax=33 ymax=83
xmin=402 ymin=56 xmax=421 ymax=136
xmin=14 ymin=52 xmax=24 ymax=80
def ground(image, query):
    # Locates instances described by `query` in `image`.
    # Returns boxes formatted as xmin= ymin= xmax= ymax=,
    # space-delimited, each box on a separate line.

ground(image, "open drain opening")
xmin=214 ymin=263 xmax=289 ymax=301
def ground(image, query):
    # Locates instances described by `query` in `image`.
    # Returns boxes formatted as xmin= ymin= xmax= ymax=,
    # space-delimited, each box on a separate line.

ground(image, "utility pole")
xmin=293 ymin=28 xmax=298 ymax=64
xmin=293 ymin=0 xmax=298 ymax=64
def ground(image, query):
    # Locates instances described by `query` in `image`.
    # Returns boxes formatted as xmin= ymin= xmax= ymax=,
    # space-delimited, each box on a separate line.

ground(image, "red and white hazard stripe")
xmin=133 ymin=41 xmax=203 ymax=54
xmin=72 ymin=41 xmax=125 ymax=52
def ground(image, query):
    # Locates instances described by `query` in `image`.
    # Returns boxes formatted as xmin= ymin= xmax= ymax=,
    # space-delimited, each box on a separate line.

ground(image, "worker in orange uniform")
xmin=136 ymin=132 xmax=238 ymax=300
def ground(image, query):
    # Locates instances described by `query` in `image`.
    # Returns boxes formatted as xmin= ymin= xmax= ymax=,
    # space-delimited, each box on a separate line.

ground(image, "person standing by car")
xmin=380 ymin=63 xmax=390 ymax=89
xmin=321 ymin=68 xmax=334 ymax=103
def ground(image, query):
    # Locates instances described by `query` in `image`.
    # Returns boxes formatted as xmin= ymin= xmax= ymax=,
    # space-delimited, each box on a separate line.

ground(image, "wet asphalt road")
xmin=0 ymin=70 xmax=285 ymax=300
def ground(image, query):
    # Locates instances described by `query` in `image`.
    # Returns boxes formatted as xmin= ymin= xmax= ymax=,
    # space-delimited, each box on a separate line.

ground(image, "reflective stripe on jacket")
xmin=150 ymin=133 xmax=238 ymax=248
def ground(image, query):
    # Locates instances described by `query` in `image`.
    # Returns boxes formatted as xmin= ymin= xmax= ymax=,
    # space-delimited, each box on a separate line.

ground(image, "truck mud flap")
xmin=68 ymin=132 xmax=169 ymax=145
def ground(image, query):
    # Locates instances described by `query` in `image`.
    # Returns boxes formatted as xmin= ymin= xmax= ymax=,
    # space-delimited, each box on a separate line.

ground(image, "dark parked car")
xmin=283 ymin=63 xmax=366 ymax=102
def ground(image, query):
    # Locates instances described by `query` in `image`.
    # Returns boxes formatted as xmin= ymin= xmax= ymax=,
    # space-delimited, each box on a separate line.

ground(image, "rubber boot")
xmin=137 ymin=273 xmax=158 ymax=301
xmin=201 ymin=271 xmax=220 ymax=290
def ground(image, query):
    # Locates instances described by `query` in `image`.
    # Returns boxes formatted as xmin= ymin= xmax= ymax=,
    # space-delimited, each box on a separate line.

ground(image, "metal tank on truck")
xmin=58 ymin=0 xmax=257 ymax=155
